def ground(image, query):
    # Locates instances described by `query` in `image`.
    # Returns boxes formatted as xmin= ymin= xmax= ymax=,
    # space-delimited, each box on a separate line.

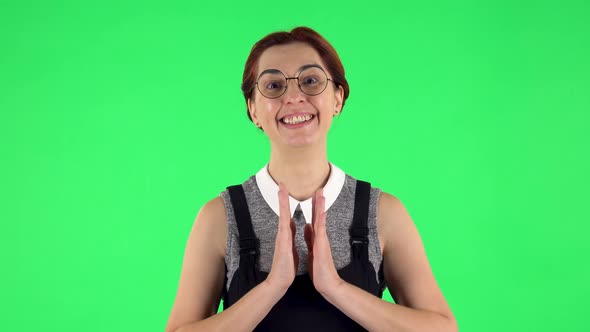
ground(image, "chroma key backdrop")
xmin=1 ymin=1 xmax=588 ymax=331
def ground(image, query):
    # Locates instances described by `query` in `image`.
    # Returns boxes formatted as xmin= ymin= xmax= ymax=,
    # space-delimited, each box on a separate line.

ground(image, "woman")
xmin=165 ymin=27 xmax=457 ymax=332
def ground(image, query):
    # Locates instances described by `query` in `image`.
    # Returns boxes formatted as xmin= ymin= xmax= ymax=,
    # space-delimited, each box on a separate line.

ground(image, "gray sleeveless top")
xmin=220 ymin=173 xmax=383 ymax=292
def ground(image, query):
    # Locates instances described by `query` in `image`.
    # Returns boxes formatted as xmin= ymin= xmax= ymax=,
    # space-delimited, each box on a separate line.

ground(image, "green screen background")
xmin=1 ymin=1 xmax=588 ymax=331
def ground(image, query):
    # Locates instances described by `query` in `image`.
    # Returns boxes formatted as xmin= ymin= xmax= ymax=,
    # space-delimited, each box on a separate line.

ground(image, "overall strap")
xmin=226 ymin=185 xmax=259 ymax=255
xmin=350 ymin=180 xmax=371 ymax=261
xmin=224 ymin=184 xmax=262 ymax=303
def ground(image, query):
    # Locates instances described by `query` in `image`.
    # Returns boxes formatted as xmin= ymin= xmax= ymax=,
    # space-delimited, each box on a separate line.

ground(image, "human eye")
xmin=301 ymin=75 xmax=320 ymax=86
xmin=265 ymin=80 xmax=284 ymax=90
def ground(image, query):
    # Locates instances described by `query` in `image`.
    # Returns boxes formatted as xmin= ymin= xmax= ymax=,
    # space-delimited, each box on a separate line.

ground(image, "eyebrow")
xmin=258 ymin=63 xmax=323 ymax=77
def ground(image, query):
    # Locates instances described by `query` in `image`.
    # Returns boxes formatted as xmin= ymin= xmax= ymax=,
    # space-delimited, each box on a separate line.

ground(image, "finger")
xmin=312 ymin=189 xmax=316 ymax=222
xmin=305 ymin=224 xmax=314 ymax=277
xmin=315 ymin=192 xmax=326 ymax=236
xmin=315 ymin=190 xmax=326 ymax=235
xmin=312 ymin=189 xmax=320 ymax=229
xmin=278 ymin=182 xmax=291 ymax=230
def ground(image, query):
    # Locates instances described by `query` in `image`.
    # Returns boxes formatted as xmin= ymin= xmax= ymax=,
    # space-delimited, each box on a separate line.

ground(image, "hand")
xmin=304 ymin=188 xmax=344 ymax=295
xmin=265 ymin=182 xmax=298 ymax=293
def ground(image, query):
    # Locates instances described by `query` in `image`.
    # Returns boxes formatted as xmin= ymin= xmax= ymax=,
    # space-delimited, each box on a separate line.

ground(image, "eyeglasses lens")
xmin=257 ymin=67 xmax=328 ymax=99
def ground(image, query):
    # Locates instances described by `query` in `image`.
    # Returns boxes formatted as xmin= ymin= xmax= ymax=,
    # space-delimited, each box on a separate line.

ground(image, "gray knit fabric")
xmin=220 ymin=174 xmax=383 ymax=292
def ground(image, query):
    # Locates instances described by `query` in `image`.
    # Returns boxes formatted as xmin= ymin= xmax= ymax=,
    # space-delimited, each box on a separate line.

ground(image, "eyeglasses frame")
xmin=255 ymin=64 xmax=336 ymax=99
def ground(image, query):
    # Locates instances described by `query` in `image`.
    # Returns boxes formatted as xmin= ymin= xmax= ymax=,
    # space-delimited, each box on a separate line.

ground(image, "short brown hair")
xmin=241 ymin=27 xmax=350 ymax=122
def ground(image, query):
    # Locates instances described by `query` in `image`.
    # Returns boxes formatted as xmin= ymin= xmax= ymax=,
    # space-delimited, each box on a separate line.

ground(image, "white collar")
xmin=255 ymin=162 xmax=346 ymax=224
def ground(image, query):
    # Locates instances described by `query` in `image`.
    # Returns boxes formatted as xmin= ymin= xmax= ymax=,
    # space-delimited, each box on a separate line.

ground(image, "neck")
xmin=267 ymin=141 xmax=330 ymax=201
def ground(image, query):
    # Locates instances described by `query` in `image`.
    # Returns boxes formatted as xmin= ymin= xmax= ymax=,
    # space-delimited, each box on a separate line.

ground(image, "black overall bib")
xmin=222 ymin=180 xmax=385 ymax=331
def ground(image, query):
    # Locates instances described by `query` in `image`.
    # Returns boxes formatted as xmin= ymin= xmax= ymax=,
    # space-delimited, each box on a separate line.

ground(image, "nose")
xmin=282 ymin=78 xmax=306 ymax=104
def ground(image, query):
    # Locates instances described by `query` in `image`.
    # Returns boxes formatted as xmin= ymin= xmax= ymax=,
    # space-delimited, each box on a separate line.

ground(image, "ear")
xmin=247 ymin=98 xmax=258 ymax=124
xmin=334 ymin=85 xmax=344 ymax=114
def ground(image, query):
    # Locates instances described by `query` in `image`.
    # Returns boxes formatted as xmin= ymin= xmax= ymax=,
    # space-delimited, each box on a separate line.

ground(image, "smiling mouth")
xmin=279 ymin=114 xmax=316 ymax=125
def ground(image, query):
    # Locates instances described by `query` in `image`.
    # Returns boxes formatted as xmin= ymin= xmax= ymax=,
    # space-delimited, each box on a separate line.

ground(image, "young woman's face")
xmin=248 ymin=42 xmax=344 ymax=148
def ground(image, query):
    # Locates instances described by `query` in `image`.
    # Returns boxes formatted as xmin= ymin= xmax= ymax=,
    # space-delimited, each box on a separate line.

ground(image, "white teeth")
xmin=283 ymin=114 xmax=313 ymax=124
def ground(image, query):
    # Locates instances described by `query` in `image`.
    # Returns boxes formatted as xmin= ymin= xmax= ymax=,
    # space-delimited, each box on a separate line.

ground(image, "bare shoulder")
xmin=376 ymin=190 xmax=455 ymax=322
xmin=193 ymin=196 xmax=228 ymax=257
xmin=376 ymin=191 xmax=403 ymax=254
xmin=200 ymin=195 xmax=226 ymax=220
xmin=164 ymin=196 xmax=228 ymax=332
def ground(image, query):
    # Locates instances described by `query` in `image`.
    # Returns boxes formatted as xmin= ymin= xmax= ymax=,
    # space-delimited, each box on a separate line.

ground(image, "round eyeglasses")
xmin=255 ymin=65 xmax=334 ymax=99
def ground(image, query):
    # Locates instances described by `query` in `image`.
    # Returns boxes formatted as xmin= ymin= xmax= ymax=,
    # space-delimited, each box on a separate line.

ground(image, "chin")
xmin=287 ymin=140 xmax=314 ymax=148
xmin=284 ymin=134 xmax=325 ymax=148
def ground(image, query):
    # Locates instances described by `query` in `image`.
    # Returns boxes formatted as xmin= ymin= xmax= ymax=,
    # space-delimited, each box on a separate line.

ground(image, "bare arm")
xmin=165 ymin=197 xmax=283 ymax=332
xmin=165 ymin=188 xmax=298 ymax=332
xmin=173 ymin=280 xmax=287 ymax=332
xmin=320 ymin=192 xmax=457 ymax=332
